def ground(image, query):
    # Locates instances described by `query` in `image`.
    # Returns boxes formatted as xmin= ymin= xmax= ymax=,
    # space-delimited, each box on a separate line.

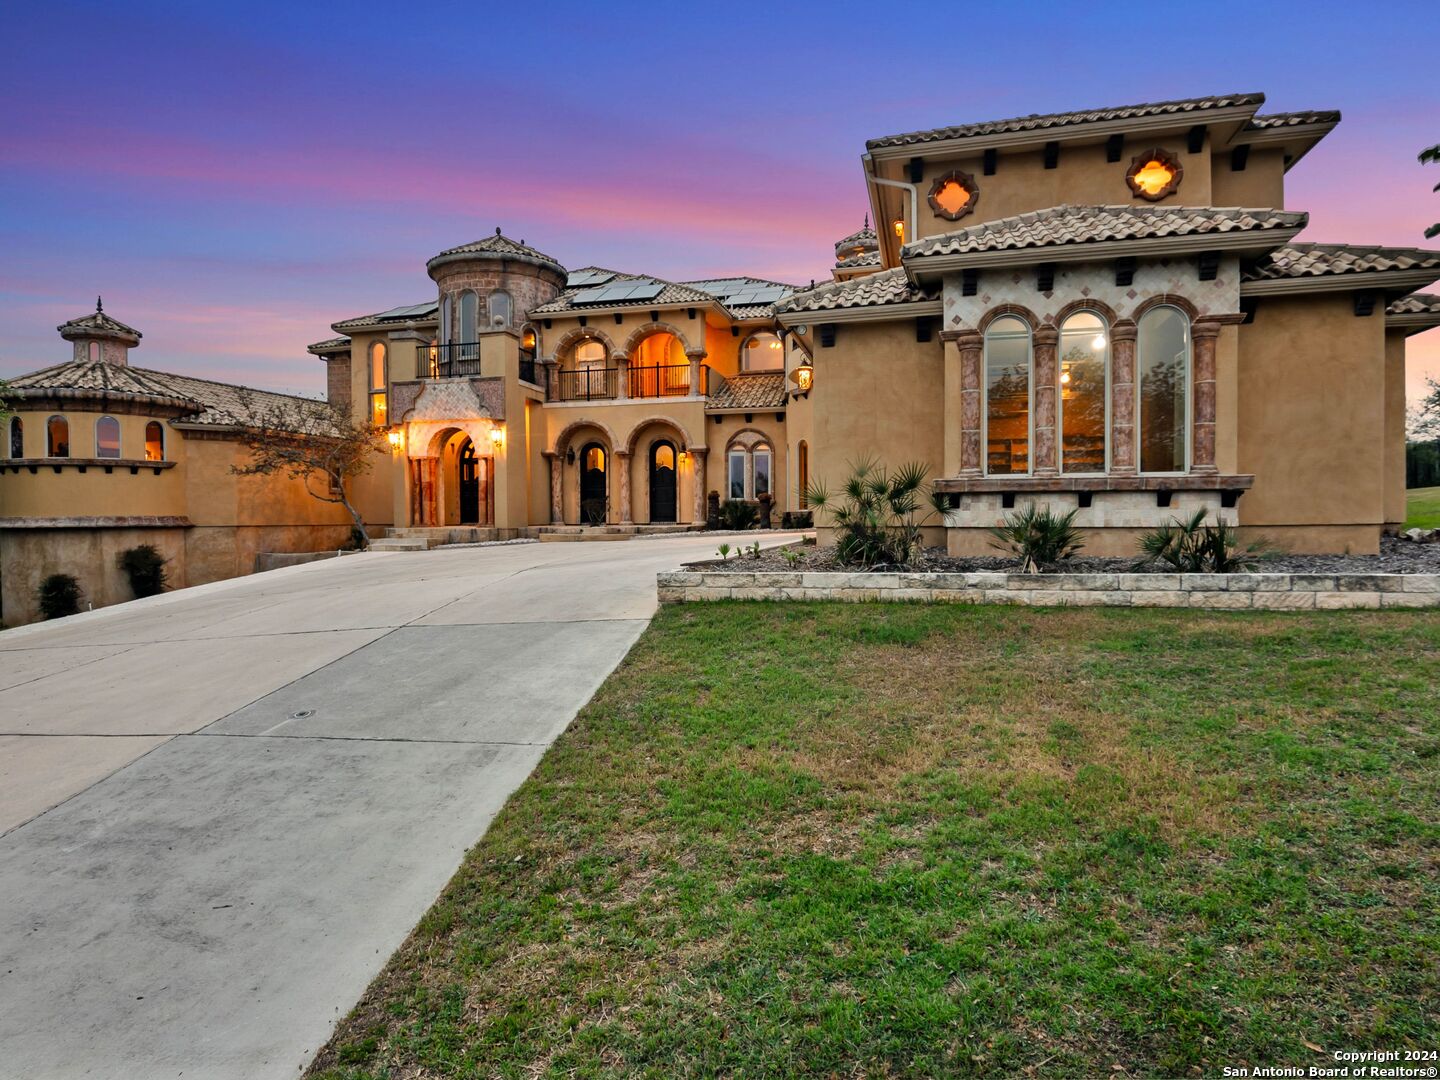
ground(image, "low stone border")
xmin=657 ymin=570 xmax=1440 ymax=609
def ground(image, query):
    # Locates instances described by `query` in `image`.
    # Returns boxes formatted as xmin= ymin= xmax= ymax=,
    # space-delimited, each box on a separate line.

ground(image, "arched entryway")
xmin=579 ymin=442 xmax=607 ymax=525
xmin=458 ymin=438 xmax=480 ymax=524
xmin=649 ymin=440 xmax=677 ymax=522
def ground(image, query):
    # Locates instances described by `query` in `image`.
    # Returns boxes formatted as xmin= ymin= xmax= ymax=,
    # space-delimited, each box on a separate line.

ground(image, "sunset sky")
xmin=2 ymin=0 xmax=1438 ymax=403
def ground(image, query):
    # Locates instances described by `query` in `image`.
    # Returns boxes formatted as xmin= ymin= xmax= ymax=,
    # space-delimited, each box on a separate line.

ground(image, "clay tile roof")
xmin=835 ymin=225 xmax=878 ymax=249
xmin=866 ymin=92 xmax=1264 ymax=150
xmin=835 ymin=251 xmax=882 ymax=270
xmin=902 ymin=205 xmax=1307 ymax=259
xmin=1388 ymin=292 xmax=1440 ymax=315
xmin=1243 ymin=243 xmax=1440 ymax=282
xmin=331 ymin=301 xmax=438 ymax=332
xmin=57 ymin=308 xmax=142 ymax=343
xmin=705 ymin=372 xmax=788 ymax=410
xmin=5 ymin=359 xmax=331 ymax=432
xmin=307 ymin=336 xmax=351 ymax=355
xmin=427 ymin=231 xmax=565 ymax=275
xmin=1244 ymin=110 xmax=1340 ymax=130
xmin=775 ymin=268 xmax=941 ymax=314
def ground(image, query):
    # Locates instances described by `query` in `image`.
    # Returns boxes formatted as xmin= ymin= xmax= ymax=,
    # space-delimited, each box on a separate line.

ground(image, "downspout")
xmin=863 ymin=153 xmax=918 ymax=270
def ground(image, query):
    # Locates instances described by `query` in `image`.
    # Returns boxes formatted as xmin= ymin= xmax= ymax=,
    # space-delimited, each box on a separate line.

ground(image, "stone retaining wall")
xmin=657 ymin=570 xmax=1440 ymax=609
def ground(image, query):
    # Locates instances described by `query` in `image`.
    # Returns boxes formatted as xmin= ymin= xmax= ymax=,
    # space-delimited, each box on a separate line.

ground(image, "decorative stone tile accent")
xmin=657 ymin=569 xmax=1440 ymax=611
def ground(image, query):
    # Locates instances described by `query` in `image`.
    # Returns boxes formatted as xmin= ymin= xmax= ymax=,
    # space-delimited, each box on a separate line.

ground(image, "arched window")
xmin=741 ymin=332 xmax=784 ymax=372
xmin=95 ymin=416 xmax=121 ymax=459
xmin=47 ymin=415 xmax=70 ymax=458
xmin=725 ymin=435 xmax=775 ymax=501
xmin=1137 ymin=306 xmax=1190 ymax=473
xmin=489 ymin=290 xmax=512 ymax=329
xmin=984 ymin=315 xmax=1032 ymax=475
xmin=520 ymin=325 xmax=538 ymax=362
xmin=753 ymin=442 xmax=772 ymax=497
xmin=1058 ymin=311 xmax=1109 ymax=473
xmin=369 ymin=342 xmax=388 ymax=425
xmin=88 ymin=341 xmax=101 ymax=362
xmin=575 ymin=340 xmax=606 ymax=367
xmin=145 ymin=421 xmax=165 ymax=461
xmin=458 ymin=290 xmax=478 ymax=343
xmin=798 ymin=440 xmax=809 ymax=508
xmin=8 ymin=417 xmax=22 ymax=458
xmin=727 ymin=447 xmax=746 ymax=500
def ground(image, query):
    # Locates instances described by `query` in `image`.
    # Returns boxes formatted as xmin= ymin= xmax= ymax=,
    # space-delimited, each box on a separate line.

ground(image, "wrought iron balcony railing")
xmin=548 ymin=366 xmax=619 ymax=402
xmin=627 ymin=363 xmax=690 ymax=398
xmin=424 ymin=342 xmax=482 ymax=378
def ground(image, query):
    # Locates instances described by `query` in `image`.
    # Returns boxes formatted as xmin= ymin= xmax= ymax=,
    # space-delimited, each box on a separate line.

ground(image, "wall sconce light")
xmin=386 ymin=429 xmax=404 ymax=448
xmin=566 ymin=446 xmax=576 ymax=464
xmin=892 ymin=216 xmax=906 ymax=244
xmin=489 ymin=426 xmax=505 ymax=449
xmin=790 ymin=358 xmax=814 ymax=396
xmin=678 ymin=449 xmax=688 ymax=465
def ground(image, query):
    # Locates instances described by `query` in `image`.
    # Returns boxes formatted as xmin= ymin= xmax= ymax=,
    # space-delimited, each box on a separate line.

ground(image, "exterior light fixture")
xmin=790 ymin=357 xmax=815 ymax=395
xmin=489 ymin=426 xmax=505 ymax=448
xmin=678 ymin=449 xmax=688 ymax=465
xmin=387 ymin=429 xmax=404 ymax=448
xmin=892 ymin=216 xmax=906 ymax=244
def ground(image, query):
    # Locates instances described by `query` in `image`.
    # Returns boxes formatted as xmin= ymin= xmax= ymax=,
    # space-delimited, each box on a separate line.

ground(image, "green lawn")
xmin=1407 ymin=486 xmax=1440 ymax=530
xmin=311 ymin=604 xmax=1440 ymax=1079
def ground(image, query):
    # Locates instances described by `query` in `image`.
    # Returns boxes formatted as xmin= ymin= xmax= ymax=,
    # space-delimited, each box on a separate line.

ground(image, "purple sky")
xmin=2 ymin=0 xmax=1438 ymax=403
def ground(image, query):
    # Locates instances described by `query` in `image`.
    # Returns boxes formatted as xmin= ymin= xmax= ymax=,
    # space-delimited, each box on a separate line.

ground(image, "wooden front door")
xmin=649 ymin=441 xmax=677 ymax=523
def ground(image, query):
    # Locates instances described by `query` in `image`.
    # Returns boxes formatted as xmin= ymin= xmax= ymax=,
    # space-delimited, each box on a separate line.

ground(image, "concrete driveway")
xmin=0 ymin=534 xmax=792 ymax=1080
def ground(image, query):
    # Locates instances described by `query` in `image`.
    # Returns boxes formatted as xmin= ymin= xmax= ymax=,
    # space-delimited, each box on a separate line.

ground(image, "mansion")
xmin=4 ymin=90 xmax=1440 ymax=622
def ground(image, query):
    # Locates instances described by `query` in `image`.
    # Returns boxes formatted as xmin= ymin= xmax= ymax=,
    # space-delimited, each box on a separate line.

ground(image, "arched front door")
xmin=579 ymin=442 xmax=607 ymax=524
xmin=458 ymin=438 xmax=480 ymax=524
xmin=649 ymin=441 xmax=677 ymax=522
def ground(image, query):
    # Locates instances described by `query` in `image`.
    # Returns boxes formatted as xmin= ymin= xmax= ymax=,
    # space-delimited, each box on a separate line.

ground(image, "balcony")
xmin=545 ymin=364 xmax=690 ymax=403
xmin=627 ymin=363 xmax=690 ymax=399
xmin=424 ymin=342 xmax=482 ymax=378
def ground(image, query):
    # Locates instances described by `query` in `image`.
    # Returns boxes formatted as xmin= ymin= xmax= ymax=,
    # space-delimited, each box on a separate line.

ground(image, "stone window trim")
xmin=724 ymin=429 xmax=775 ymax=501
xmin=1126 ymin=148 xmax=1184 ymax=202
xmin=927 ymin=169 xmax=981 ymax=222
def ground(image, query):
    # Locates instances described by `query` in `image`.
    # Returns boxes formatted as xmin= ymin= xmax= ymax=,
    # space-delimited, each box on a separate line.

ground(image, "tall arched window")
xmin=741 ymin=332 xmax=784 ymax=372
xmin=458 ymin=291 xmax=478 ymax=343
xmin=47 ymin=415 xmax=70 ymax=458
xmin=88 ymin=341 xmax=101 ymax=362
xmin=727 ymin=447 xmax=746 ymax=499
xmin=520 ymin=325 xmax=538 ymax=362
xmin=1137 ymin=306 xmax=1190 ymax=473
xmin=752 ymin=443 xmax=772 ymax=497
xmin=797 ymin=440 xmax=809 ymax=508
xmin=8 ymin=417 xmax=22 ymax=458
xmin=1058 ymin=311 xmax=1109 ymax=473
xmin=489 ymin=290 xmax=512 ymax=329
xmin=369 ymin=341 xmax=388 ymax=425
xmin=145 ymin=421 xmax=165 ymax=461
xmin=984 ymin=315 xmax=1032 ymax=475
xmin=575 ymin=340 xmax=606 ymax=367
xmin=95 ymin=416 xmax=121 ymax=459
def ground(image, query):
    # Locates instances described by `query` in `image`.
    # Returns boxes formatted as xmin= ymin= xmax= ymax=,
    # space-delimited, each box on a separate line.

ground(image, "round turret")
xmin=425 ymin=229 xmax=567 ymax=336
xmin=57 ymin=297 xmax=142 ymax=365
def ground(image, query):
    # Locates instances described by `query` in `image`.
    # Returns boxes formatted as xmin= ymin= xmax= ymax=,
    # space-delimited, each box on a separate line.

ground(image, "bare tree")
xmin=1423 ymin=143 xmax=1440 ymax=240
xmin=230 ymin=390 xmax=386 ymax=546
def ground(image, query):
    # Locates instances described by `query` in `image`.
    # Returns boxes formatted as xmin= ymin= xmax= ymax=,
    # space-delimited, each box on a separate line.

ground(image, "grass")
xmin=310 ymin=603 xmax=1440 ymax=1079
xmin=1406 ymin=486 xmax=1440 ymax=530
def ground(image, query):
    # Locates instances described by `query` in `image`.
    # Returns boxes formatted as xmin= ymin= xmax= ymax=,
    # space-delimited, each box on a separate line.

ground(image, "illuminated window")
xmin=95 ymin=416 xmax=121 ymax=459
xmin=8 ymin=417 xmax=22 ymax=458
xmin=585 ymin=445 xmax=605 ymax=472
xmin=1126 ymin=149 xmax=1183 ymax=201
xmin=1058 ymin=312 xmax=1109 ymax=474
xmin=369 ymin=341 xmax=388 ymax=426
xmin=575 ymin=340 xmax=605 ymax=366
xmin=984 ymin=316 xmax=1031 ymax=475
xmin=145 ymin=421 xmax=165 ymax=461
xmin=1137 ymin=306 xmax=1190 ymax=473
xmin=520 ymin=325 xmax=538 ymax=362
xmin=47 ymin=415 xmax=70 ymax=458
xmin=798 ymin=441 xmax=809 ymax=508
xmin=489 ymin=290 xmax=512 ymax=329
xmin=741 ymin=332 xmax=784 ymax=372
xmin=927 ymin=170 xmax=980 ymax=221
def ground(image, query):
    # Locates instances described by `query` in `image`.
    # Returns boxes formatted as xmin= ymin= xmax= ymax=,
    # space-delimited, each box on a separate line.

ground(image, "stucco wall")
xmin=1209 ymin=146 xmax=1286 ymax=209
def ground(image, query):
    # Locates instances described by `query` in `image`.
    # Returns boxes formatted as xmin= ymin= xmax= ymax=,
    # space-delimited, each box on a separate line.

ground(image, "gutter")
xmin=863 ymin=154 xmax=918 ymax=271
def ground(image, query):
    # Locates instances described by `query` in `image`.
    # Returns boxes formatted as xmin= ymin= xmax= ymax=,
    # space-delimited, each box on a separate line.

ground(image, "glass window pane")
xmin=9 ymin=417 xmax=23 ymax=458
xmin=370 ymin=343 xmax=387 ymax=390
xmin=654 ymin=444 xmax=674 ymax=469
xmin=48 ymin=416 xmax=69 ymax=457
xmin=145 ymin=421 xmax=164 ymax=461
xmin=985 ymin=316 xmax=1031 ymax=475
xmin=743 ymin=333 xmax=783 ymax=372
xmin=728 ymin=450 xmax=746 ymax=499
xmin=96 ymin=416 xmax=121 ymax=458
xmin=459 ymin=291 xmax=478 ymax=343
xmin=576 ymin=341 xmax=605 ymax=365
xmin=1138 ymin=307 xmax=1189 ymax=473
xmin=490 ymin=291 xmax=512 ymax=328
xmin=753 ymin=450 xmax=771 ymax=496
xmin=1059 ymin=312 xmax=1108 ymax=473
xmin=371 ymin=393 xmax=387 ymax=425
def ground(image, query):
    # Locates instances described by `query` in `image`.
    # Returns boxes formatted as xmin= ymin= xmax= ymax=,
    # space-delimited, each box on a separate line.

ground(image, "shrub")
xmin=781 ymin=510 xmax=814 ymax=529
xmin=805 ymin=457 xmax=948 ymax=568
xmin=117 ymin=544 xmax=170 ymax=598
xmin=38 ymin=573 xmax=82 ymax=620
xmin=717 ymin=500 xmax=758 ymax=531
xmin=1134 ymin=509 xmax=1273 ymax=573
xmin=988 ymin=504 xmax=1085 ymax=573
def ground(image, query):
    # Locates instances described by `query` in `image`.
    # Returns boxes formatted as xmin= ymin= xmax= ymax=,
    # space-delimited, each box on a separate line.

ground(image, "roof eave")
xmin=1387 ymin=312 xmax=1440 ymax=336
xmin=425 ymin=249 xmax=565 ymax=279
xmin=533 ymin=298 xmax=727 ymax=321
xmin=1228 ymin=119 xmax=1340 ymax=172
xmin=1240 ymin=268 xmax=1440 ymax=298
xmin=776 ymin=299 xmax=943 ymax=326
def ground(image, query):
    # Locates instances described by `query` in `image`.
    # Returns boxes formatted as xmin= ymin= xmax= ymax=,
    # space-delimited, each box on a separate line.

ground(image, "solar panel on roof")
xmin=375 ymin=301 xmax=440 ymax=320
xmin=570 ymin=287 xmax=611 ymax=304
xmin=567 ymin=269 xmax=616 ymax=287
xmin=750 ymin=286 xmax=788 ymax=303
xmin=623 ymin=282 xmax=664 ymax=301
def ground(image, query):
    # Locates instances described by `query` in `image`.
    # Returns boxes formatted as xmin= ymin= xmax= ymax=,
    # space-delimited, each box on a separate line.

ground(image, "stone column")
xmin=547 ymin=452 xmax=563 ymax=524
xmin=614 ymin=356 xmax=629 ymax=401
xmin=1191 ymin=318 xmax=1222 ymax=475
xmin=1109 ymin=320 xmax=1137 ymax=475
xmin=687 ymin=350 xmax=705 ymax=398
xmin=690 ymin=448 xmax=707 ymax=524
xmin=957 ymin=330 xmax=984 ymax=476
xmin=615 ymin=450 xmax=632 ymax=524
xmin=940 ymin=332 xmax=962 ymax=476
xmin=1032 ymin=325 xmax=1059 ymax=476
xmin=417 ymin=458 xmax=440 ymax=526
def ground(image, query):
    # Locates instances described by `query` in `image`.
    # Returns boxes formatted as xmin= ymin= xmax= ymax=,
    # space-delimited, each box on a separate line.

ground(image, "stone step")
xmin=368 ymin=537 xmax=433 ymax=552
xmin=538 ymin=532 xmax=633 ymax=543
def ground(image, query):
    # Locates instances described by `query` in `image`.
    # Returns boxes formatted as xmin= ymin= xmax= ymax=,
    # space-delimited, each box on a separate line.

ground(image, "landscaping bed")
xmin=309 ymin=603 xmax=1439 ymax=1078
xmin=688 ymin=536 xmax=1440 ymax=575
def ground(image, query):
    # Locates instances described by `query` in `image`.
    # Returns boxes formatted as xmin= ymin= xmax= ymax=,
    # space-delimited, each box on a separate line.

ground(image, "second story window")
xmin=8 ymin=417 xmax=22 ymax=458
xmin=95 ymin=416 xmax=121 ymax=459
xmin=47 ymin=415 xmax=70 ymax=458
xmin=458 ymin=291 xmax=478 ymax=344
xmin=145 ymin=421 xmax=165 ymax=461
xmin=489 ymin=290 xmax=512 ymax=329
xmin=575 ymin=340 xmax=605 ymax=369
xmin=88 ymin=341 xmax=101 ymax=362
xmin=369 ymin=341 xmax=388 ymax=425
xmin=741 ymin=332 xmax=784 ymax=372
xmin=984 ymin=316 xmax=1032 ymax=476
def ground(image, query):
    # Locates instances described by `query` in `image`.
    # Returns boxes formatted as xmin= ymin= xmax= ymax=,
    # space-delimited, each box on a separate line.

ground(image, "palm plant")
xmin=804 ymin=457 xmax=949 ymax=568
xmin=1134 ymin=508 xmax=1272 ymax=573
xmin=988 ymin=504 xmax=1085 ymax=573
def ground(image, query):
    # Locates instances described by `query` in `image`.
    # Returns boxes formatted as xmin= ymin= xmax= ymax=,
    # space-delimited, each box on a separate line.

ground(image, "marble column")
xmin=957 ymin=330 xmax=984 ymax=475
xmin=687 ymin=350 xmax=705 ymax=398
xmin=547 ymin=452 xmax=563 ymax=524
xmin=1032 ymin=326 xmax=1059 ymax=476
xmin=1191 ymin=319 xmax=1222 ymax=475
xmin=615 ymin=450 xmax=632 ymax=523
xmin=690 ymin=448 xmax=707 ymax=524
xmin=1109 ymin=321 xmax=1138 ymax=475
xmin=417 ymin=458 xmax=439 ymax=526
